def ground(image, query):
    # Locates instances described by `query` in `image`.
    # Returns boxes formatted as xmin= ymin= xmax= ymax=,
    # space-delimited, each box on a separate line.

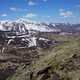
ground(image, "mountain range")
xmin=0 ymin=19 xmax=80 ymax=34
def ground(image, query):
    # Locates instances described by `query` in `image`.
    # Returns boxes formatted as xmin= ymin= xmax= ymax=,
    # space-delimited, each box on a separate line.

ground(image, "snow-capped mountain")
xmin=0 ymin=19 xmax=61 ymax=33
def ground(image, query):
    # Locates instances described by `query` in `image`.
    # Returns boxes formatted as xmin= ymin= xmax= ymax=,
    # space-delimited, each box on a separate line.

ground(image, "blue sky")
xmin=0 ymin=0 xmax=80 ymax=23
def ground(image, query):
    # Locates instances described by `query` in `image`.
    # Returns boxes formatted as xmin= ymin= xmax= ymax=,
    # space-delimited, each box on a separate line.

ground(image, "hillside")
xmin=0 ymin=34 xmax=79 ymax=80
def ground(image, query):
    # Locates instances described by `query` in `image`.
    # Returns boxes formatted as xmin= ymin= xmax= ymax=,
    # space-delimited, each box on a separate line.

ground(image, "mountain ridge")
xmin=0 ymin=19 xmax=80 ymax=34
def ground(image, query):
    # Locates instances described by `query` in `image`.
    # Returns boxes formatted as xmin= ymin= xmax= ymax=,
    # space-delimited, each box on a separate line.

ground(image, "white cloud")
xmin=10 ymin=7 xmax=17 ymax=11
xmin=43 ymin=0 xmax=47 ymax=2
xmin=42 ymin=16 xmax=51 ymax=18
xmin=76 ymin=5 xmax=80 ymax=8
xmin=46 ymin=16 xmax=51 ymax=18
xmin=59 ymin=9 xmax=65 ymax=12
xmin=59 ymin=9 xmax=73 ymax=18
xmin=25 ymin=13 xmax=37 ymax=18
xmin=28 ymin=1 xmax=36 ymax=6
xmin=1 ymin=14 xmax=7 ymax=17
xmin=10 ymin=7 xmax=27 ymax=12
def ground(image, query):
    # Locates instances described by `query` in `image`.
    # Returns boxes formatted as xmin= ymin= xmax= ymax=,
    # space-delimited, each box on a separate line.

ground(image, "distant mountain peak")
xmin=0 ymin=19 xmax=61 ymax=33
